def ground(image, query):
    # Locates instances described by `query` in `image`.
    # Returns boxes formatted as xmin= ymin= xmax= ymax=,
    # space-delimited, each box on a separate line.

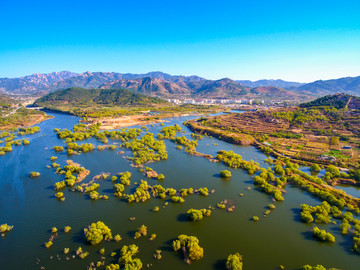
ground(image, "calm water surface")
xmin=0 ymin=112 xmax=359 ymax=270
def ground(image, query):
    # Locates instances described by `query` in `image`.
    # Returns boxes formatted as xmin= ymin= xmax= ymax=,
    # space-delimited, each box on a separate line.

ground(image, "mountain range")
xmin=296 ymin=76 xmax=360 ymax=95
xmin=1 ymin=71 xmax=360 ymax=100
xmin=0 ymin=71 xmax=78 ymax=95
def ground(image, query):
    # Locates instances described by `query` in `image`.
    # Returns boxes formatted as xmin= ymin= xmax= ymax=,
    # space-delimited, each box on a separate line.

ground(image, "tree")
xmin=187 ymin=209 xmax=204 ymax=221
xmin=154 ymin=250 xmax=162 ymax=260
xmin=45 ymin=241 xmax=53 ymax=248
xmin=29 ymin=171 xmax=40 ymax=178
xmin=0 ymin=224 xmax=13 ymax=233
xmin=301 ymin=265 xmax=329 ymax=270
xmin=330 ymin=136 xmax=339 ymax=145
xmin=172 ymin=234 xmax=204 ymax=263
xmin=134 ymin=225 xmax=147 ymax=239
xmin=114 ymin=234 xmax=122 ymax=242
xmin=119 ymin=244 xmax=142 ymax=270
xmin=312 ymin=226 xmax=335 ymax=243
xmin=220 ymin=170 xmax=232 ymax=178
xmin=310 ymin=164 xmax=321 ymax=173
xmin=22 ymin=139 xmax=30 ymax=145
xmin=84 ymin=221 xmax=113 ymax=245
xmin=157 ymin=174 xmax=165 ymax=181
xmin=226 ymin=253 xmax=243 ymax=270
xmin=349 ymin=168 xmax=360 ymax=184
xmin=326 ymin=165 xmax=340 ymax=178
xmin=198 ymin=187 xmax=209 ymax=196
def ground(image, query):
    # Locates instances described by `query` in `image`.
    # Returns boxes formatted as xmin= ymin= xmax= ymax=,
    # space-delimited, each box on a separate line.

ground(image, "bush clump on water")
xmin=220 ymin=170 xmax=232 ymax=178
xmin=84 ymin=221 xmax=113 ymax=245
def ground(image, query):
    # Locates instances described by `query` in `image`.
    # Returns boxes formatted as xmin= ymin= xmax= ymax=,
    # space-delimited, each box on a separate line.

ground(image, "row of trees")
xmin=312 ymin=226 xmax=336 ymax=243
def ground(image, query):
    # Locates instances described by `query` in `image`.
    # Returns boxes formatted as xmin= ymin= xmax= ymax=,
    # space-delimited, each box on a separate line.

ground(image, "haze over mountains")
xmin=1 ymin=71 xmax=360 ymax=100
xmin=235 ymin=79 xmax=303 ymax=89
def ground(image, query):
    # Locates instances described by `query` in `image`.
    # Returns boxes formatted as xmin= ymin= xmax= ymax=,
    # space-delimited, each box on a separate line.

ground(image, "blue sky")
xmin=1 ymin=0 xmax=360 ymax=82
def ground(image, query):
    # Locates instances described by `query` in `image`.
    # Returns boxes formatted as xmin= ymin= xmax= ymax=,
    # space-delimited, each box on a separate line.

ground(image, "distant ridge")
xmin=2 ymin=70 xmax=360 ymax=101
xmin=236 ymin=79 xmax=304 ymax=89
xmin=250 ymin=86 xmax=307 ymax=97
xmin=100 ymin=77 xmax=192 ymax=97
xmin=296 ymin=76 xmax=360 ymax=95
xmin=0 ymin=71 xmax=305 ymax=97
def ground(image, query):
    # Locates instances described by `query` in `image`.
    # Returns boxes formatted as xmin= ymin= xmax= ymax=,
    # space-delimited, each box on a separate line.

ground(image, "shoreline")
xmin=0 ymin=113 xmax=53 ymax=131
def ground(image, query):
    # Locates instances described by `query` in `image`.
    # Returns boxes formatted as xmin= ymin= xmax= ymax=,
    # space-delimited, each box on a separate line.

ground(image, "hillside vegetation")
xmin=34 ymin=87 xmax=168 ymax=109
xmin=300 ymin=93 xmax=360 ymax=109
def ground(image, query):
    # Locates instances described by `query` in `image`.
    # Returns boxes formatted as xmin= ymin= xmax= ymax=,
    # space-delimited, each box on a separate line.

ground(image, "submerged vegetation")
xmin=300 ymin=201 xmax=360 ymax=252
xmin=0 ymin=224 xmax=14 ymax=234
xmin=29 ymin=171 xmax=40 ymax=178
xmin=4 ymin=101 xmax=360 ymax=269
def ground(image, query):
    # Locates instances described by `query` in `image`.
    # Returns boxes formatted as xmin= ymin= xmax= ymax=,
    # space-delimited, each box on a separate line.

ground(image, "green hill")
xmin=34 ymin=87 xmax=168 ymax=108
xmin=300 ymin=93 xmax=360 ymax=109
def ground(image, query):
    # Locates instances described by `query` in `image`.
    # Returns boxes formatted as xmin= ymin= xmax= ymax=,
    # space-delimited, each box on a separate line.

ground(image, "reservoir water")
xmin=0 ymin=111 xmax=359 ymax=269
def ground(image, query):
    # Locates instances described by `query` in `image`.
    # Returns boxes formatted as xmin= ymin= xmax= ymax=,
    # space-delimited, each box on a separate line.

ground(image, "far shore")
xmin=0 ymin=114 xmax=53 ymax=131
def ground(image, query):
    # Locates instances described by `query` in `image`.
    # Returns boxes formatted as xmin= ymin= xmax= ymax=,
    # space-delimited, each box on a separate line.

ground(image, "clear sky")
xmin=1 ymin=0 xmax=360 ymax=82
